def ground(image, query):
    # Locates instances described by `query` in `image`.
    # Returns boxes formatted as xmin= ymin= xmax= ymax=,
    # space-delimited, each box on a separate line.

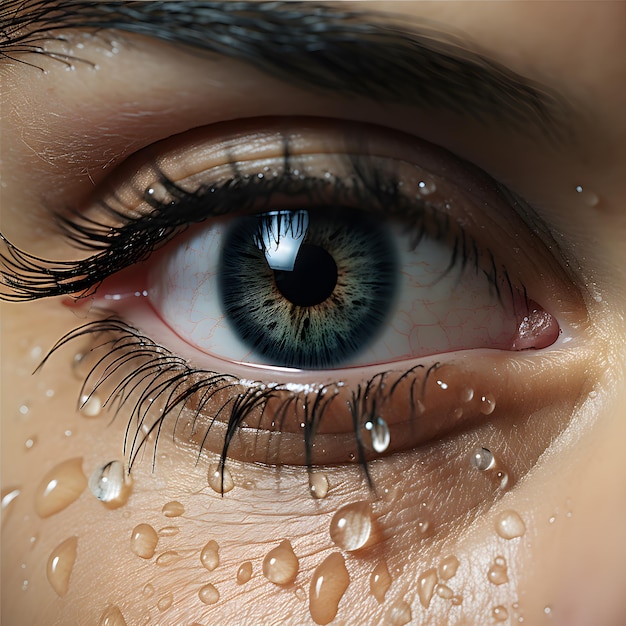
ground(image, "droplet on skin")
xmin=417 ymin=568 xmax=438 ymax=608
xmin=46 ymin=536 xmax=78 ymax=597
xmin=88 ymin=460 xmax=132 ymax=508
xmin=386 ymin=600 xmax=412 ymax=625
xmin=370 ymin=561 xmax=392 ymax=603
xmin=198 ymin=583 xmax=220 ymax=605
xmin=574 ymin=184 xmax=599 ymax=207
xmin=79 ymin=393 xmax=102 ymax=417
xmin=162 ymin=501 xmax=184 ymax=517
xmin=130 ymin=524 xmax=159 ymax=559
xmin=158 ymin=526 xmax=180 ymax=537
xmin=143 ymin=583 xmax=155 ymax=597
xmin=157 ymin=593 xmax=173 ymax=611
xmin=436 ymin=583 xmax=454 ymax=599
xmin=470 ymin=447 xmax=495 ymax=471
xmin=207 ymin=464 xmax=234 ymax=494
xmin=488 ymin=557 xmax=509 ymax=585
xmin=237 ymin=561 xmax=253 ymax=584
xmin=34 ymin=457 xmax=87 ymax=518
xmin=263 ymin=539 xmax=299 ymax=585
xmin=479 ymin=393 xmax=496 ymax=415
xmin=309 ymin=552 xmax=350 ymax=625
xmin=98 ymin=605 xmax=128 ymax=626
xmin=1 ymin=486 xmax=21 ymax=526
xmin=461 ymin=387 xmax=474 ymax=402
xmin=156 ymin=550 xmax=182 ymax=566
xmin=329 ymin=501 xmax=373 ymax=551
xmin=309 ymin=472 xmax=329 ymax=499
xmin=200 ymin=540 xmax=220 ymax=571
xmin=364 ymin=416 xmax=390 ymax=453
xmin=492 ymin=605 xmax=509 ymax=621
xmin=24 ymin=436 xmax=37 ymax=450
xmin=495 ymin=510 xmax=527 ymax=539
xmin=294 ymin=586 xmax=306 ymax=601
xmin=438 ymin=555 xmax=460 ymax=581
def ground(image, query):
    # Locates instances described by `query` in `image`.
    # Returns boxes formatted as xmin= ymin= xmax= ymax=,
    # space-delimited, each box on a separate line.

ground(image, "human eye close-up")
xmin=1 ymin=2 xmax=625 ymax=626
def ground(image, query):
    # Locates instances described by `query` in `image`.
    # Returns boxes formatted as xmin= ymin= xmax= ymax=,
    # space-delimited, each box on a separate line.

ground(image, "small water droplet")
xmin=98 ymin=605 xmax=127 ymax=626
xmin=461 ymin=387 xmax=474 ymax=402
xmin=488 ymin=556 xmax=509 ymax=585
xmin=207 ymin=464 xmax=234 ymax=493
xmin=418 ymin=179 xmax=437 ymax=195
xmin=19 ymin=403 xmax=30 ymax=416
xmin=155 ymin=550 xmax=182 ymax=567
xmin=329 ymin=501 xmax=373 ymax=551
xmin=544 ymin=605 xmax=553 ymax=616
xmin=470 ymin=447 xmax=495 ymax=471
xmin=574 ymin=185 xmax=599 ymax=207
xmin=88 ymin=460 xmax=132 ymax=508
xmin=438 ymin=555 xmax=459 ymax=581
xmin=34 ymin=457 xmax=87 ymax=518
xmin=309 ymin=472 xmax=329 ymax=499
xmin=142 ymin=583 xmax=155 ymax=597
xmin=161 ymin=501 xmax=184 ymax=517
xmin=263 ymin=539 xmax=299 ymax=585
xmin=479 ymin=393 xmax=496 ymax=415
xmin=416 ymin=518 xmax=430 ymax=534
xmin=46 ymin=536 xmax=78 ymax=597
xmin=451 ymin=595 xmax=463 ymax=605
xmin=364 ymin=416 xmax=390 ymax=453
xmin=24 ymin=436 xmax=37 ymax=450
xmin=21 ymin=579 xmax=29 ymax=591
xmin=200 ymin=540 xmax=220 ymax=571
xmin=198 ymin=583 xmax=220 ymax=605
xmin=157 ymin=593 xmax=173 ymax=611
xmin=158 ymin=526 xmax=179 ymax=537
xmin=237 ymin=561 xmax=253 ymax=584
xmin=79 ymin=393 xmax=102 ymax=417
xmin=294 ymin=586 xmax=306 ymax=601
xmin=130 ymin=524 xmax=158 ymax=559
xmin=549 ymin=515 xmax=556 ymax=524
xmin=417 ymin=568 xmax=437 ymax=608
xmin=370 ymin=561 xmax=392 ymax=603
xmin=387 ymin=599 xmax=412 ymax=625
xmin=495 ymin=510 xmax=526 ymax=539
xmin=492 ymin=605 xmax=509 ymax=622
xmin=1 ymin=486 xmax=21 ymax=526
xmin=309 ymin=552 xmax=350 ymax=625
xmin=382 ymin=485 xmax=399 ymax=502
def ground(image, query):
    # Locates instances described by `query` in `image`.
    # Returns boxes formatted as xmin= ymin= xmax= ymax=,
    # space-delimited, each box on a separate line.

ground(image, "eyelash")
xmin=1 ymin=148 xmax=526 ymax=487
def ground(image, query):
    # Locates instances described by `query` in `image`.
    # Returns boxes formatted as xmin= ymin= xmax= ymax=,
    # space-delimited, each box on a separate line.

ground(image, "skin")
xmin=2 ymin=2 xmax=626 ymax=625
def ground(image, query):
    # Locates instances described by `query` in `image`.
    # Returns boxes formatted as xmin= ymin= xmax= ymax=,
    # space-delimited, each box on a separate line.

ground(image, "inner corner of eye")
xmin=510 ymin=302 xmax=560 ymax=351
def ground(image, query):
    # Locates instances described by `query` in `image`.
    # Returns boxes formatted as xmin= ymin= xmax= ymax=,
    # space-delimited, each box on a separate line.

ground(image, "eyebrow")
xmin=1 ymin=0 xmax=571 ymax=142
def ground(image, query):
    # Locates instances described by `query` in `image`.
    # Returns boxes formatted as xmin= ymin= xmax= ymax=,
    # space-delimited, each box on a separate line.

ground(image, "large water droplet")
xmin=262 ymin=540 xmax=299 ymax=585
xmin=200 ymin=540 xmax=220 ymax=571
xmin=370 ymin=561 xmax=392 ymax=603
xmin=329 ymin=501 xmax=373 ymax=551
xmin=387 ymin=599 xmax=412 ymax=625
xmin=495 ymin=510 xmax=526 ymax=539
xmin=88 ymin=460 xmax=132 ymax=508
xmin=207 ymin=464 xmax=234 ymax=493
xmin=364 ymin=416 xmax=390 ymax=453
xmin=162 ymin=501 xmax=184 ymax=517
xmin=309 ymin=472 xmax=329 ymax=499
xmin=309 ymin=552 xmax=350 ymax=625
xmin=130 ymin=524 xmax=158 ymax=559
xmin=46 ymin=536 xmax=78 ymax=597
xmin=198 ymin=583 xmax=220 ymax=605
xmin=417 ymin=568 xmax=437 ymax=608
xmin=35 ymin=457 xmax=87 ymax=518
xmin=438 ymin=555 xmax=459 ymax=581
xmin=470 ymin=447 xmax=495 ymax=471
xmin=79 ymin=393 xmax=102 ymax=417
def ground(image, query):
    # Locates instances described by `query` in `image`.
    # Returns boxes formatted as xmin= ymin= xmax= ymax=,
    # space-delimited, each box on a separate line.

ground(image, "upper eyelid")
xmin=2 ymin=0 xmax=573 ymax=143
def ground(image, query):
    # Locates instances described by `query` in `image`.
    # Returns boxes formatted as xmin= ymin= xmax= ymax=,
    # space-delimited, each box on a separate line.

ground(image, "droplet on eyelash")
xmin=262 ymin=540 xmax=299 ymax=585
xmin=370 ymin=561 xmax=392 ymax=603
xmin=34 ymin=457 xmax=87 ymax=518
xmin=207 ymin=464 xmax=234 ymax=494
xmin=386 ymin=599 xmax=412 ymax=625
xmin=88 ymin=460 xmax=132 ymax=508
xmin=237 ymin=561 xmax=253 ymax=584
xmin=494 ymin=510 xmax=527 ymax=539
xmin=200 ymin=540 xmax=220 ymax=571
xmin=309 ymin=552 xmax=350 ymax=625
xmin=329 ymin=501 xmax=373 ymax=552
xmin=575 ymin=184 xmax=600 ymax=207
xmin=417 ymin=568 xmax=438 ymax=608
xmin=156 ymin=593 xmax=173 ymax=611
xmin=487 ymin=556 xmax=509 ymax=585
xmin=161 ymin=500 xmax=184 ymax=517
xmin=130 ymin=524 xmax=159 ymax=559
xmin=98 ymin=605 xmax=128 ymax=626
xmin=309 ymin=472 xmax=329 ymax=499
xmin=364 ymin=416 xmax=390 ymax=453
xmin=198 ymin=583 xmax=220 ymax=605
xmin=79 ymin=393 xmax=102 ymax=417
xmin=46 ymin=536 xmax=78 ymax=597
xmin=438 ymin=555 xmax=460 ymax=581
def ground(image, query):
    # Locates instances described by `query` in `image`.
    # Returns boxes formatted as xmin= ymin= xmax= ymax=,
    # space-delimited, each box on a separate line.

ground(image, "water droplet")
xmin=461 ymin=387 xmax=474 ymax=402
xmin=488 ymin=556 xmax=509 ymax=585
xmin=479 ymin=393 xmax=496 ymax=415
xmin=157 ymin=593 xmax=173 ymax=611
xmin=263 ymin=539 xmax=299 ymax=585
xmin=544 ymin=605 xmax=553 ymax=616
xmin=386 ymin=599 xmax=412 ymax=625
xmin=24 ymin=436 xmax=37 ymax=450
xmin=198 ymin=583 xmax=220 ymax=605
xmin=1 ymin=486 xmax=21 ymax=526
xmin=200 ymin=540 xmax=220 ymax=571
xmin=155 ymin=550 xmax=182 ymax=567
xmin=451 ymin=595 xmax=463 ymax=605
xmin=329 ymin=501 xmax=372 ymax=551
xmin=237 ymin=561 xmax=253 ymax=584
xmin=79 ymin=393 xmax=102 ymax=417
xmin=418 ymin=179 xmax=437 ymax=195
xmin=574 ymin=185 xmax=599 ymax=207
xmin=99 ymin=605 xmax=127 ymax=626
xmin=495 ymin=510 xmax=526 ymax=539
xmin=370 ymin=561 xmax=392 ymax=603
xmin=364 ymin=416 xmax=390 ymax=453
xmin=294 ymin=586 xmax=306 ymax=601
xmin=162 ymin=501 xmax=184 ymax=517
xmin=46 ymin=536 xmax=78 ymax=597
xmin=309 ymin=552 xmax=350 ymax=625
xmin=417 ymin=568 xmax=437 ymax=608
xmin=158 ymin=526 xmax=179 ymax=537
xmin=130 ymin=524 xmax=158 ymax=559
xmin=416 ymin=518 xmax=430 ymax=535
xmin=88 ymin=460 xmax=132 ymax=508
xmin=19 ymin=403 xmax=30 ymax=416
xmin=207 ymin=464 xmax=234 ymax=493
xmin=549 ymin=515 xmax=556 ymax=524
xmin=435 ymin=583 xmax=454 ymax=599
xmin=34 ymin=457 xmax=87 ymax=518
xmin=492 ymin=605 xmax=509 ymax=622
xmin=143 ymin=583 xmax=155 ymax=597
xmin=309 ymin=472 xmax=329 ymax=499
xmin=438 ymin=555 xmax=459 ymax=581
xmin=470 ymin=447 xmax=495 ymax=471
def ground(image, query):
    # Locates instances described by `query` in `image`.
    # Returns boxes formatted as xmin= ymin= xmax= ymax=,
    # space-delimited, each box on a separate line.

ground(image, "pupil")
xmin=274 ymin=244 xmax=338 ymax=307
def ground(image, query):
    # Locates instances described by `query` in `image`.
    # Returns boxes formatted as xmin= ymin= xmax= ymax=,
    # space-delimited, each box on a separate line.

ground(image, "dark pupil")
xmin=274 ymin=244 xmax=338 ymax=307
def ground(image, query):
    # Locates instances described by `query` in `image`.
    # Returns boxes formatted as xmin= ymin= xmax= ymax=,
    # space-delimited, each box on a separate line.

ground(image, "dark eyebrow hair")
xmin=1 ymin=0 xmax=571 ymax=142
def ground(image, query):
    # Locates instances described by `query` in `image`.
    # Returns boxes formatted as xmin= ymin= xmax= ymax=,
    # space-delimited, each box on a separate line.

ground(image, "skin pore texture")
xmin=1 ymin=1 xmax=626 ymax=625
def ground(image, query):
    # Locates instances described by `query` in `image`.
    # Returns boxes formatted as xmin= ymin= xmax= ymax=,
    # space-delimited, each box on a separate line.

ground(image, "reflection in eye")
xmin=1 ymin=118 xmax=565 ymax=475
